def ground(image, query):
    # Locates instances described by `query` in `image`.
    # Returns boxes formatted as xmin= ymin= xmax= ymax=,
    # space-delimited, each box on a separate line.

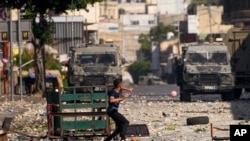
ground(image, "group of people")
xmin=104 ymin=78 xmax=134 ymax=141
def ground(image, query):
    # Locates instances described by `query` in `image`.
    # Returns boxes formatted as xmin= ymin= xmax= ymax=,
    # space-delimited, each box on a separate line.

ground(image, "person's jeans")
xmin=104 ymin=110 xmax=129 ymax=141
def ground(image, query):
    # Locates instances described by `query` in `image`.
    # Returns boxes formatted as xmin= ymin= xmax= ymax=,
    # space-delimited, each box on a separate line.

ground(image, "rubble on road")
xmin=0 ymin=93 xmax=250 ymax=141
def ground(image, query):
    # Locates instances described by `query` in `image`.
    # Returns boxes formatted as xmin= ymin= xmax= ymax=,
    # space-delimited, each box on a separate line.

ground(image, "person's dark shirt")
xmin=108 ymin=88 xmax=122 ymax=109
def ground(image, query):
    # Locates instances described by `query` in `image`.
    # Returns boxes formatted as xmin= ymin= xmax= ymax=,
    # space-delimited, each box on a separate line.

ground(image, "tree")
xmin=129 ymin=23 xmax=176 ymax=84
xmin=137 ymin=23 xmax=176 ymax=61
xmin=45 ymin=53 xmax=61 ymax=70
xmin=138 ymin=33 xmax=151 ymax=61
xmin=3 ymin=0 xmax=103 ymax=96
xmin=127 ymin=61 xmax=151 ymax=84
xmin=188 ymin=0 xmax=222 ymax=14
xmin=13 ymin=49 xmax=33 ymax=70
xmin=149 ymin=22 xmax=176 ymax=43
xmin=14 ymin=50 xmax=61 ymax=70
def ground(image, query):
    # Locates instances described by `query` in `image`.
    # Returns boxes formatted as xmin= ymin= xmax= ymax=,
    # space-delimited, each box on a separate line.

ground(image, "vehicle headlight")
xmin=79 ymin=77 xmax=84 ymax=82
xmin=73 ymin=71 xmax=79 ymax=75
xmin=188 ymin=74 xmax=197 ymax=81
xmin=107 ymin=76 xmax=114 ymax=82
xmin=221 ymin=75 xmax=232 ymax=81
xmin=192 ymin=75 xmax=197 ymax=81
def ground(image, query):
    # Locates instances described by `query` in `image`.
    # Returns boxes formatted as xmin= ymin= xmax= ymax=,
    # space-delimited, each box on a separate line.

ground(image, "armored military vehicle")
xmin=223 ymin=28 xmax=250 ymax=98
xmin=176 ymin=42 xmax=235 ymax=102
xmin=67 ymin=43 xmax=123 ymax=86
xmin=221 ymin=0 xmax=250 ymax=98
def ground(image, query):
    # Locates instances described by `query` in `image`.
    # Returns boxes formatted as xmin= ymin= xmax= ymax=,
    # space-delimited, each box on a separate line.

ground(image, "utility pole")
xmin=9 ymin=9 xmax=14 ymax=101
xmin=71 ymin=0 xmax=74 ymax=48
xmin=18 ymin=9 xmax=23 ymax=100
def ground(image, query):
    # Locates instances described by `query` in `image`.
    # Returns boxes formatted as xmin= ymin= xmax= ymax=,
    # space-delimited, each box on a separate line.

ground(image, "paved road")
xmin=2 ymin=84 xmax=250 ymax=141
xmin=130 ymin=84 xmax=223 ymax=102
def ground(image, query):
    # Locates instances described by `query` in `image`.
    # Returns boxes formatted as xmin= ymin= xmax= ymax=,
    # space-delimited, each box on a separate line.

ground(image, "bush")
xmin=45 ymin=53 xmax=61 ymax=70
xmin=127 ymin=61 xmax=151 ymax=84
xmin=14 ymin=49 xmax=61 ymax=71
xmin=14 ymin=49 xmax=33 ymax=70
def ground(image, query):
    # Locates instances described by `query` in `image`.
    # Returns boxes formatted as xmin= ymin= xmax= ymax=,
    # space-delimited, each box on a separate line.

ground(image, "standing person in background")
xmin=104 ymin=78 xmax=134 ymax=141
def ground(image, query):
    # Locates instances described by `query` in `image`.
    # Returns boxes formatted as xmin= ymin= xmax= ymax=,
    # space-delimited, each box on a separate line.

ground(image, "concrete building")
xmin=62 ymin=3 xmax=100 ymax=44
xmin=157 ymin=0 xmax=186 ymax=15
xmin=119 ymin=14 xmax=157 ymax=62
xmin=121 ymin=14 xmax=157 ymax=26
xmin=195 ymin=5 xmax=232 ymax=40
xmin=98 ymin=0 xmax=159 ymax=63
xmin=119 ymin=2 xmax=146 ymax=14
xmin=100 ymin=1 xmax=119 ymax=20
xmin=98 ymin=22 xmax=123 ymax=53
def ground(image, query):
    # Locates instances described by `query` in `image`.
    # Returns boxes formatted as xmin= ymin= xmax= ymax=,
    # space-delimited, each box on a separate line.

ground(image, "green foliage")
xmin=3 ymin=0 xmax=103 ymax=92
xmin=2 ymin=0 xmax=103 ymax=46
xmin=14 ymin=49 xmax=33 ymax=70
xmin=14 ymin=50 xmax=61 ymax=70
xmin=3 ymin=0 xmax=103 ymax=14
xmin=127 ymin=61 xmax=151 ymax=84
xmin=166 ymin=124 xmax=176 ymax=131
xmin=239 ymin=120 xmax=249 ymax=125
xmin=188 ymin=0 xmax=222 ymax=10
xmin=137 ymin=24 xmax=176 ymax=61
xmin=194 ymin=127 xmax=207 ymax=133
xmin=45 ymin=53 xmax=61 ymax=70
xmin=132 ymin=24 xmax=176 ymax=83
xmin=149 ymin=23 xmax=176 ymax=43
xmin=138 ymin=33 xmax=151 ymax=61
xmin=32 ymin=18 xmax=55 ymax=45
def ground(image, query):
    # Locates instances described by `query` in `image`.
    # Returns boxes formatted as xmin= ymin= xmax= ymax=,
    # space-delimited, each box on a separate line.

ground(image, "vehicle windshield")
xmin=187 ymin=52 xmax=228 ymax=65
xmin=187 ymin=52 xmax=207 ymax=64
xmin=209 ymin=52 xmax=228 ymax=64
xmin=76 ymin=54 xmax=116 ymax=65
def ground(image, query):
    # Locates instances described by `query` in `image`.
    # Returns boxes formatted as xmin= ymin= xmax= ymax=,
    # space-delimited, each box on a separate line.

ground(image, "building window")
xmin=1 ymin=32 xmax=7 ymax=41
xmin=148 ymin=20 xmax=155 ymax=24
xmin=131 ymin=21 xmax=139 ymax=25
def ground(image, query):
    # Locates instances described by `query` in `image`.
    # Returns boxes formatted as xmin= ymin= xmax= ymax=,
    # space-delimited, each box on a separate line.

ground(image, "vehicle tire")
xmin=180 ymin=88 xmax=191 ymax=102
xmin=186 ymin=116 xmax=209 ymax=125
xmin=221 ymin=92 xmax=235 ymax=101
xmin=234 ymin=88 xmax=242 ymax=99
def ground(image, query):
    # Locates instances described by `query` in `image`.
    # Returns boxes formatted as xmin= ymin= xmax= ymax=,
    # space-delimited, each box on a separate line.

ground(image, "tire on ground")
xmin=186 ymin=116 xmax=209 ymax=125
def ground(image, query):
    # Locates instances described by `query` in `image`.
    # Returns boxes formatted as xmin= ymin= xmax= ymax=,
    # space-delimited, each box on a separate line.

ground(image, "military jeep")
xmin=68 ymin=44 xmax=123 ymax=86
xmin=176 ymin=42 xmax=235 ymax=101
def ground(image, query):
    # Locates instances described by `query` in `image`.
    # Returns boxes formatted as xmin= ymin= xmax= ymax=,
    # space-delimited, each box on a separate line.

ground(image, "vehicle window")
xmin=209 ymin=52 xmax=228 ymax=64
xmin=97 ymin=54 xmax=116 ymax=65
xmin=78 ymin=55 xmax=96 ymax=64
xmin=187 ymin=53 xmax=207 ymax=64
xmin=76 ymin=54 xmax=116 ymax=65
